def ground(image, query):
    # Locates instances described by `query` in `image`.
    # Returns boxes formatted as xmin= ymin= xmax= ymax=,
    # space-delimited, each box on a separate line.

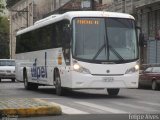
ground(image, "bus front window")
xmin=73 ymin=18 xmax=138 ymax=63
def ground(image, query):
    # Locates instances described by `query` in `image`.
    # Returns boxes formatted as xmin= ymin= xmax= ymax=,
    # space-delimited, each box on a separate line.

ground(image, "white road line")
xmin=76 ymin=101 xmax=127 ymax=114
xmin=37 ymin=98 xmax=61 ymax=100
xmin=51 ymin=102 xmax=89 ymax=114
xmin=112 ymin=102 xmax=158 ymax=112
xmin=137 ymin=101 xmax=160 ymax=107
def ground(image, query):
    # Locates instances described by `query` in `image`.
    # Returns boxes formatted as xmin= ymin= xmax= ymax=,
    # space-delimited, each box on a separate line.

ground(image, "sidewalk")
xmin=0 ymin=98 xmax=62 ymax=117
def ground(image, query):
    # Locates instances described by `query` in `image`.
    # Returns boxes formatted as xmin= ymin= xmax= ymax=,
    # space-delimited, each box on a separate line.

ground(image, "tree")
xmin=0 ymin=16 xmax=9 ymax=59
xmin=0 ymin=0 xmax=5 ymax=14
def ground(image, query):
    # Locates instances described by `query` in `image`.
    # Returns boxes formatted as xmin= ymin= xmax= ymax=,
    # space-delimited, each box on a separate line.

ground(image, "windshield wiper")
xmin=92 ymin=35 xmax=108 ymax=60
xmin=92 ymin=43 xmax=124 ymax=61
xmin=108 ymin=45 xmax=124 ymax=61
xmin=92 ymin=18 xmax=125 ymax=61
xmin=92 ymin=42 xmax=106 ymax=60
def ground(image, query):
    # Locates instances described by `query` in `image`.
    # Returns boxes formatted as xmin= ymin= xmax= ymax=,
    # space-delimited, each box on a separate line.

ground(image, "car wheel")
xmin=55 ymin=70 xmax=63 ymax=96
xmin=107 ymin=88 xmax=120 ymax=96
xmin=152 ymin=80 xmax=158 ymax=90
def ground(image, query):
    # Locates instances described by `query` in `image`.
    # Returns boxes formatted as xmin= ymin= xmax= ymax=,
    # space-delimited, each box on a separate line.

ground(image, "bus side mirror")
xmin=62 ymin=25 xmax=71 ymax=48
xmin=136 ymin=26 xmax=145 ymax=47
xmin=139 ymin=33 xmax=145 ymax=47
xmin=64 ymin=25 xmax=71 ymax=43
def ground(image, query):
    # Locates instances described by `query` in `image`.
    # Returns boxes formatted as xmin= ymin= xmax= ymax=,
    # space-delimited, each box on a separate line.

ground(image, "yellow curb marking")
xmin=0 ymin=98 xmax=62 ymax=117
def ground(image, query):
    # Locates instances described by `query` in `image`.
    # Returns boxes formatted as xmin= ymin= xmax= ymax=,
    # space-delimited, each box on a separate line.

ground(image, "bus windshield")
xmin=73 ymin=18 xmax=138 ymax=63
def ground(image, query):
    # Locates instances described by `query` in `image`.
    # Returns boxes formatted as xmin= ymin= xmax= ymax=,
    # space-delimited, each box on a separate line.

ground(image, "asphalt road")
xmin=0 ymin=79 xmax=160 ymax=120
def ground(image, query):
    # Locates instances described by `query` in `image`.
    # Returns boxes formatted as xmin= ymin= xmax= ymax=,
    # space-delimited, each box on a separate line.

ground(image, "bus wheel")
xmin=152 ymin=80 xmax=158 ymax=90
xmin=55 ymin=71 xmax=63 ymax=96
xmin=24 ymin=71 xmax=29 ymax=90
xmin=12 ymin=79 xmax=15 ymax=82
xmin=24 ymin=71 xmax=38 ymax=90
xmin=107 ymin=88 xmax=120 ymax=96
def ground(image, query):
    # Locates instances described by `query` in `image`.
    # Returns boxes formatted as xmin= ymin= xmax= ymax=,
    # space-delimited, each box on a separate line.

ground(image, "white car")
xmin=0 ymin=59 xmax=15 ymax=82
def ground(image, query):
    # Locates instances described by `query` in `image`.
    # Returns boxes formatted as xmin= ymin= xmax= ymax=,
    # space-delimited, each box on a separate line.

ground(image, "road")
xmin=0 ymin=79 xmax=160 ymax=120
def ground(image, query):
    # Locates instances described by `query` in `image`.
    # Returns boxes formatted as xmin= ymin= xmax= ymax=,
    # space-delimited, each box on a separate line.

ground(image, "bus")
xmin=16 ymin=11 xmax=140 ymax=96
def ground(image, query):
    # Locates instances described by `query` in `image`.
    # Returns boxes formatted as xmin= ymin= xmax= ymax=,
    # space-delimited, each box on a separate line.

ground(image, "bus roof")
xmin=17 ymin=11 xmax=135 ymax=36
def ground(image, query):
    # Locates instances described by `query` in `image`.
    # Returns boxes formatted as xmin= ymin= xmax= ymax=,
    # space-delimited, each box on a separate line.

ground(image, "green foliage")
xmin=0 ymin=17 xmax=9 ymax=33
xmin=0 ymin=16 xmax=9 ymax=59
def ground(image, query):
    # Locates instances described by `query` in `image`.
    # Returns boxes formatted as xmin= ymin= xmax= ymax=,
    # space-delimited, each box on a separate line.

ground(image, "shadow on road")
xmin=34 ymin=87 xmax=131 ymax=99
xmin=0 ymin=81 xmax=18 ymax=83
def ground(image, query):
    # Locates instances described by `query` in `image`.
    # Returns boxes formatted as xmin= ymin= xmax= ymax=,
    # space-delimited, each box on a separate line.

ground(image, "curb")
xmin=0 ymin=98 xmax=62 ymax=117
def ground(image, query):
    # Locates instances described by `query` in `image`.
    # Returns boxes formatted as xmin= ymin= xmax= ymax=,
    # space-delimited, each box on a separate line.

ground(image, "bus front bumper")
xmin=71 ymin=71 xmax=139 ymax=89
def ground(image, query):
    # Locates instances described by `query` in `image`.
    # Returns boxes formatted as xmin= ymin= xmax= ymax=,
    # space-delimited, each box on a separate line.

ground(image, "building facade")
xmin=135 ymin=0 xmax=160 ymax=41
xmin=135 ymin=0 xmax=160 ymax=64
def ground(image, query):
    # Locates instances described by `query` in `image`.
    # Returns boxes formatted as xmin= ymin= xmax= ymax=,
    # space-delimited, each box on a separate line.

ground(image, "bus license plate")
xmin=103 ymin=77 xmax=114 ymax=82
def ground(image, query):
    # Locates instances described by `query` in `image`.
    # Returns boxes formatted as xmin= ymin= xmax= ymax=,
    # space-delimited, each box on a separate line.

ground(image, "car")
xmin=139 ymin=66 xmax=160 ymax=90
xmin=0 ymin=59 xmax=16 ymax=82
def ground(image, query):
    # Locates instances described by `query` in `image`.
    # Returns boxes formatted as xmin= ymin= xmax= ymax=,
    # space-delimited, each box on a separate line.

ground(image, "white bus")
xmin=16 ymin=11 xmax=140 ymax=96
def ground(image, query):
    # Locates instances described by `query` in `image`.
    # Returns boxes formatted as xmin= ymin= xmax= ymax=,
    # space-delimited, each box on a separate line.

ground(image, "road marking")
xmin=137 ymin=101 xmax=160 ymax=107
xmin=51 ymin=102 xmax=89 ymax=114
xmin=76 ymin=101 xmax=127 ymax=114
xmin=38 ymin=98 xmax=61 ymax=100
xmin=112 ymin=102 xmax=158 ymax=112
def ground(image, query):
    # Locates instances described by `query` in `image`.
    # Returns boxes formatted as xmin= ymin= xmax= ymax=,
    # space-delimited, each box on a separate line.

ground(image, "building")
xmin=135 ymin=0 xmax=160 ymax=41
xmin=135 ymin=0 xmax=160 ymax=64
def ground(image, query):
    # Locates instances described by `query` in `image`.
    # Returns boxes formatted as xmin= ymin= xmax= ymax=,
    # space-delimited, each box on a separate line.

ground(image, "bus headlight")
xmin=125 ymin=64 xmax=139 ymax=74
xmin=73 ymin=63 xmax=91 ymax=74
xmin=73 ymin=64 xmax=80 ymax=70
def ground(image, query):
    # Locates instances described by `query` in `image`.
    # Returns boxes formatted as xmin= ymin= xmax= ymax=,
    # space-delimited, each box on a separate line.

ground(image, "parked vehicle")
xmin=0 ymin=59 xmax=16 ymax=82
xmin=139 ymin=66 xmax=160 ymax=90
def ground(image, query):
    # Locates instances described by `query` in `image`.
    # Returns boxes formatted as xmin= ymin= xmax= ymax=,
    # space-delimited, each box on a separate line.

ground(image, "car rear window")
xmin=152 ymin=67 xmax=160 ymax=73
xmin=145 ymin=67 xmax=152 ymax=72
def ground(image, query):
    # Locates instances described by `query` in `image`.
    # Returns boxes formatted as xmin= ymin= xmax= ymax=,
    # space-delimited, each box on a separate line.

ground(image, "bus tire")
xmin=152 ymin=80 xmax=158 ymax=90
xmin=55 ymin=70 xmax=63 ymax=96
xmin=107 ymin=88 xmax=120 ymax=96
xmin=12 ymin=78 xmax=15 ymax=82
xmin=24 ymin=70 xmax=38 ymax=90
